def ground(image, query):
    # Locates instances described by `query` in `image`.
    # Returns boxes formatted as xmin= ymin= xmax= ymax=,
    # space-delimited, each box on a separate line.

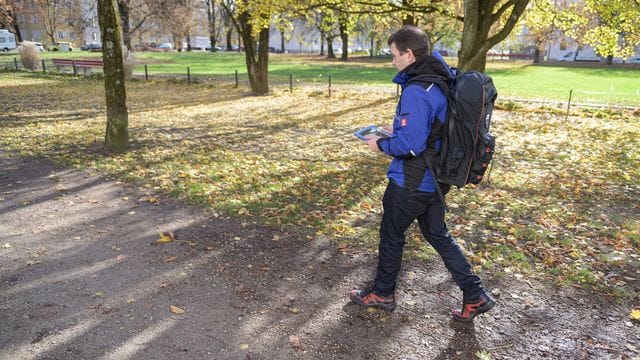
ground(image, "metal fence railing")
xmin=2 ymin=56 xmax=638 ymax=111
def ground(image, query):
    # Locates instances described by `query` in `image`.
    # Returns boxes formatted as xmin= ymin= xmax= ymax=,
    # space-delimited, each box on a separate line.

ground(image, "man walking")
xmin=350 ymin=25 xmax=495 ymax=322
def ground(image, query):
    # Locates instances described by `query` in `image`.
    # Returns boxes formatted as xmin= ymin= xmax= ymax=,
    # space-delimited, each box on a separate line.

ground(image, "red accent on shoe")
xmin=452 ymin=293 xmax=495 ymax=322
xmin=349 ymin=288 xmax=396 ymax=311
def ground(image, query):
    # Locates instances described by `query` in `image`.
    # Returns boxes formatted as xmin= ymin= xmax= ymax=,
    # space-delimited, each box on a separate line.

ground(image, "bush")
xmin=18 ymin=42 xmax=41 ymax=71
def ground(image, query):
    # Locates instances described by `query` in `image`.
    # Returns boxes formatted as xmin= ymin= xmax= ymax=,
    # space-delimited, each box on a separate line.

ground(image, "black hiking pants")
xmin=374 ymin=180 xmax=484 ymax=301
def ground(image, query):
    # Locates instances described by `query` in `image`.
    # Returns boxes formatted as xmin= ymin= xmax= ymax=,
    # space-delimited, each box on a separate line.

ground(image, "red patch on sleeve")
xmin=400 ymin=118 xmax=408 ymax=127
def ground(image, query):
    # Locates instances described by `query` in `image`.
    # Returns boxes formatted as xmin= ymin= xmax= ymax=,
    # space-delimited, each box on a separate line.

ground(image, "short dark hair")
xmin=387 ymin=25 xmax=430 ymax=60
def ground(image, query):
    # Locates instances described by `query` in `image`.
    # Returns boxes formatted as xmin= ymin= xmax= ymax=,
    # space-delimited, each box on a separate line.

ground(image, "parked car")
xmin=33 ymin=42 xmax=45 ymax=52
xmin=627 ymin=56 xmax=640 ymax=64
xmin=157 ymin=42 xmax=173 ymax=51
xmin=18 ymin=41 xmax=45 ymax=52
xmin=49 ymin=41 xmax=74 ymax=51
xmin=558 ymin=52 xmax=574 ymax=61
xmin=81 ymin=43 xmax=102 ymax=52
xmin=0 ymin=29 xmax=17 ymax=51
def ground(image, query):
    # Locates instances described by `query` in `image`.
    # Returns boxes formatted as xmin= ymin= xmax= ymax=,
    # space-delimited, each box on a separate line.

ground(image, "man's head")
xmin=387 ymin=25 xmax=430 ymax=71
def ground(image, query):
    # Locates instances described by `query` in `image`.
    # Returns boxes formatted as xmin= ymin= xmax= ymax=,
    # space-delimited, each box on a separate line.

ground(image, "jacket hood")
xmin=392 ymin=51 xmax=454 ymax=85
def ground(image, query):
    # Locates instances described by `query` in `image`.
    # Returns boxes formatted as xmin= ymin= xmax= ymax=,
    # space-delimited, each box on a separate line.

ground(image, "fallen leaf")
xmin=290 ymin=307 xmax=300 ymax=314
xmin=289 ymin=335 xmax=302 ymax=349
xmin=3 ymin=243 xmax=12 ymax=249
xmin=159 ymin=282 xmax=169 ymax=288
xmin=163 ymin=256 xmax=178 ymax=263
xmin=94 ymin=291 xmax=104 ymax=297
xmin=631 ymin=308 xmax=640 ymax=322
xmin=272 ymin=235 xmax=280 ymax=241
xmin=156 ymin=231 xmax=175 ymax=244
xmin=115 ymin=254 xmax=127 ymax=262
xmin=239 ymin=343 xmax=249 ymax=350
xmin=169 ymin=305 xmax=185 ymax=315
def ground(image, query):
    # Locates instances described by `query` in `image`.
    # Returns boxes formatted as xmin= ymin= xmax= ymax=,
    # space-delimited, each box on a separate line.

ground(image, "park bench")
xmin=51 ymin=58 xmax=103 ymax=75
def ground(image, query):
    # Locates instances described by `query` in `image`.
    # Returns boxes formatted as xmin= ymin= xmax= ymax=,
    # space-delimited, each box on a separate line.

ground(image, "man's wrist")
xmin=376 ymin=138 xmax=385 ymax=152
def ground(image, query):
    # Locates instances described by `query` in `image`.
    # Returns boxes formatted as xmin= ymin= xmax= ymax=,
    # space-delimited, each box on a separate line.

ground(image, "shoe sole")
xmin=452 ymin=298 xmax=495 ymax=323
xmin=350 ymin=293 xmax=396 ymax=311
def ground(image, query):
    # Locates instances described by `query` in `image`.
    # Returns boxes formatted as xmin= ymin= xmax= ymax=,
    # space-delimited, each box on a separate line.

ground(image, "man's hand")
xmin=366 ymin=136 xmax=381 ymax=152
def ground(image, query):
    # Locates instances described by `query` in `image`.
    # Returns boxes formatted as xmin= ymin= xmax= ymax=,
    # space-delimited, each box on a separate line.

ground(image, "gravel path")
xmin=1 ymin=151 xmax=638 ymax=359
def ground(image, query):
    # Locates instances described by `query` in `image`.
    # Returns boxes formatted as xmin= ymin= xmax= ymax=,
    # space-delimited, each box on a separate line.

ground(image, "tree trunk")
xmin=5 ymin=9 xmax=23 ymax=42
xmin=319 ymin=31 xmax=325 ymax=55
xmin=13 ymin=22 xmax=22 ymax=42
xmin=402 ymin=0 xmax=414 ymax=25
xmin=206 ymin=0 xmax=217 ymax=52
xmin=533 ymin=47 xmax=541 ymax=63
xmin=339 ymin=23 xmax=348 ymax=61
xmin=606 ymin=55 xmax=613 ymax=65
xmin=186 ymin=33 xmax=192 ymax=51
xmin=280 ymin=29 xmax=285 ymax=53
xmin=226 ymin=28 xmax=232 ymax=50
xmin=98 ymin=0 xmax=129 ymax=152
xmin=327 ymin=36 xmax=336 ymax=59
xmin=238 ymin=12 xmax=269 ymax=95
xmin=370 ymin=38 xmax=374 ymax=57
xmin=116 ymin=0 xmax=132 ymax=50
xmin=458 ymin=0 xmax=529 ymax=72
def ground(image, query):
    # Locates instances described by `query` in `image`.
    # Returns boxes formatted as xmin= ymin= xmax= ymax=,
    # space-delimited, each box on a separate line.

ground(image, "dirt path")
xmin=0 ymin=150 xmax=638 ymax=360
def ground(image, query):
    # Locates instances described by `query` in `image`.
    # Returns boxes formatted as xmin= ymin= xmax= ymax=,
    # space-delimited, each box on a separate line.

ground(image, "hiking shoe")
xmin=452 ymin=292 xmax=496 ymax=322
xmin=349 ymin=287 xmax=396 ymax=311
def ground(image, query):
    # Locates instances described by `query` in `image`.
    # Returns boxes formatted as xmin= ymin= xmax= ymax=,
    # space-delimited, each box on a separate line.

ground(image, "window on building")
xmin=58 ymin=31 xmax=64 ymax=39
xmin=33 ymin=30 xmax=41 ymax=40
xmin=92 ymin=32 xmax=97 ymax=41
xmin=20 ymin=30 xmax=27 ymax=40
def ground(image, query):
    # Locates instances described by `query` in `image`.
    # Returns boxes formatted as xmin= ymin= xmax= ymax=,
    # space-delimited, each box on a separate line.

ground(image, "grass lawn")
xmin=1 ymin=72 xmax=638 ymax=300
xmin=3 ymin=51 xmax=638 ymax=106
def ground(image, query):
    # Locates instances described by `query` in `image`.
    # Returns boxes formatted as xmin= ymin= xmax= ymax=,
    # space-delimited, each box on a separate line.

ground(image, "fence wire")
xmin=1 ymin=57 xmax=638 ymax=111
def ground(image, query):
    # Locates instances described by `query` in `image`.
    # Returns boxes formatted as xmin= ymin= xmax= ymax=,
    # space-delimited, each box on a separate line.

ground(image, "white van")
xmin=0 ymin=29 xmax=17 ymax=52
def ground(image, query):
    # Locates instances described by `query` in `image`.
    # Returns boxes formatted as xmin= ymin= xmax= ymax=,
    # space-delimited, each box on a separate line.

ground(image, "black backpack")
xmin=409 ymin=71 xmax=498 ymax=209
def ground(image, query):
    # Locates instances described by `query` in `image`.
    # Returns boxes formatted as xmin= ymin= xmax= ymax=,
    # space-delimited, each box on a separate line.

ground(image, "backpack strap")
xmin=424 ymin=151 xmax=449 ymax=212
xmin=407 ymin=74 xmax=451 ymax=211
xmin=406 ymin=74 xmax=450 ymax=96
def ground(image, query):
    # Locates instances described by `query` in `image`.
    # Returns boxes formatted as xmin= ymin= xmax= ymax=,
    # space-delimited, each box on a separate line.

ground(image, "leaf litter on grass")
xmin=0 ymin=72 xmax=638 ymax=300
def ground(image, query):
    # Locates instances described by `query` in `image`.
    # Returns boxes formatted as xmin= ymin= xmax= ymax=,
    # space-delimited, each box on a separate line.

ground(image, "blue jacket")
xmin=376 ymin=53 xmax=454 ymax=192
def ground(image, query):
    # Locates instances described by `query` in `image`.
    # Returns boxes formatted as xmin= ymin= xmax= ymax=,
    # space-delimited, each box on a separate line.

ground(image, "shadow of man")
xmin=433 ymin=319 xmax=482 ymax=360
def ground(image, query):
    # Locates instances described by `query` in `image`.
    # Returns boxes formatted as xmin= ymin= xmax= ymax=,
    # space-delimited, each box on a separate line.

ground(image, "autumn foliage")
xmin=0 ymin=73 xmax=638 ymax=300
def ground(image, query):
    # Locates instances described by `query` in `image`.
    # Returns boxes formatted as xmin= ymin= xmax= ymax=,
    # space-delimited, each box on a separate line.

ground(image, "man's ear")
xmin=407 ymin=49 xmax=416 ymax=61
